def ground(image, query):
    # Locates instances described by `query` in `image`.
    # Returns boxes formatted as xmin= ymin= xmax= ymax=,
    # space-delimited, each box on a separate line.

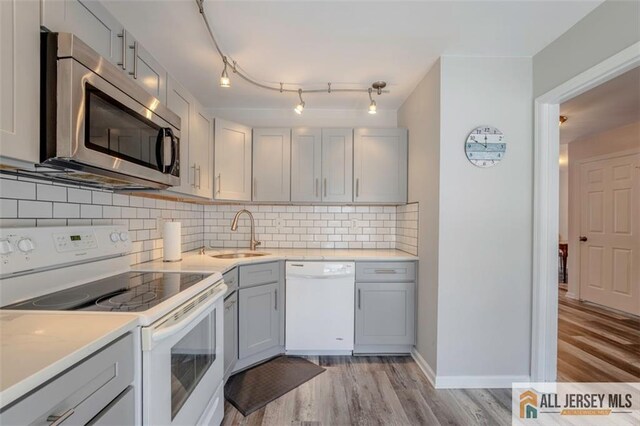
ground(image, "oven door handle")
xmin=142 ymin=286 xmax=224 ymax=350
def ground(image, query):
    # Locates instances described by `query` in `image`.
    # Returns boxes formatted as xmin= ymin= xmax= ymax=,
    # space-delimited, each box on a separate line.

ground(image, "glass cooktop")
xmin=3 ymin=272 xmax=208 ymax=312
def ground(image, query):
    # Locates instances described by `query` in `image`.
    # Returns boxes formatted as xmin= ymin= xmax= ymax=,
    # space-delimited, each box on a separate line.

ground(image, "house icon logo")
xmin=519 ymin=390 xmax=538 ymax=419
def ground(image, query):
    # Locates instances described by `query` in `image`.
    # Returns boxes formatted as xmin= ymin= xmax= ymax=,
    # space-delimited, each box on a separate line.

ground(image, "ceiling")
xmin=560 ymin=67 xmax=640 ymax=144
xmin=103 ymin=0 xmax=602 ymax=111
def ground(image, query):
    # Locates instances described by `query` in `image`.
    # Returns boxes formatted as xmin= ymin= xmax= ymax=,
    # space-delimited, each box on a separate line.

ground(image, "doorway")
xmin=531 ymin=42 xmax=640 ymax=383
xmin=555 ymin=68 xmax=640 ymax=381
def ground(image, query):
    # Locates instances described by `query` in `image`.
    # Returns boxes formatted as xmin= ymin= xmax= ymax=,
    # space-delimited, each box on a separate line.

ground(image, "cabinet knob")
xmin=579 ymin=236 xmax=588 ymax=242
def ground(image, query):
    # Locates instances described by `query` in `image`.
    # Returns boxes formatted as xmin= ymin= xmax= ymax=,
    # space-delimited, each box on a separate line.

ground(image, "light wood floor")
xmin=222 ymin=356 xmax=512 ymax=425
xmin=557 ymin=287 xmax=640 ymax=382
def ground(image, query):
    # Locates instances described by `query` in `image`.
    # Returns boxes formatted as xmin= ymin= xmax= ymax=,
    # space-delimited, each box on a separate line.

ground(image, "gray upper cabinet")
xmin=291 ymin=128 xmax=322 ymax=202
xmin=321 ymin=128 xmax=353 ymax=202
xmin=214 ymin=119 xmax=252 ymax=201
xmin=354 ymin=128 xmax=408 ymax=203
xmin=166 ymin=76 xmax=194 ymax=195
xmin=191 ymin=103 xmax=214 ymax=198
xmin=125 ymin=36 xmax=167 ymax=104
xmin=238 ymin=282 xmax=280 ymax=359
xmin=355 ymin=281 xmax=415 ymax=346
xmin=41 ymin=0 xmax=124 ymax=67
xmin=252 ymin=128 xmax=291 ymax=202
xmin=0 ymin=0 xmax=40 ymax=163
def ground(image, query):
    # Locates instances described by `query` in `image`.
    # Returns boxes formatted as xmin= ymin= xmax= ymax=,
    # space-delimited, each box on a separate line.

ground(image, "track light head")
xmin=294 ymin=89 xmax=305 ymax=114
xmin=220 ymin=57 xmax=231 ymax=88
xmin=368 ymin=88 xmax=377 ymax=114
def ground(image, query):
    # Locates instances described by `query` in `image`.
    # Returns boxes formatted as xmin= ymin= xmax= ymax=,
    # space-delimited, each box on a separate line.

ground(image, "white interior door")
xmin=579 ymin=152 xmax=639 ymax=315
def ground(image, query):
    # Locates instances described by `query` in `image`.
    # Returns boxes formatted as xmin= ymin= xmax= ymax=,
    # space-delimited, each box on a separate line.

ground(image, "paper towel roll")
xmin=163 ymin=221 xmax=182 ymax=262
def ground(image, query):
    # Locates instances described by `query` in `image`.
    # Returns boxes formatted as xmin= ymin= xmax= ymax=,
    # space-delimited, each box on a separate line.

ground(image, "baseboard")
xmin=286 ymin=350 xmax=352 ymax=356
xmin=410 ymin=347 xmax=436 ymax=388
xmin=435 ymin=374 xmax=531 ymax=389
xmin=565 ymin=292 xmax=577 ymax=299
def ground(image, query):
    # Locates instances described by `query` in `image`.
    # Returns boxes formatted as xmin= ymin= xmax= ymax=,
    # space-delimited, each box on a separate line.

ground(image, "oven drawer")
xmin=355 ymin=262 xmax=416 ymax=282
xmin=239 ymin=262 xmax=280 ymax=287
xmin=0 ymin=333 xmax=134 ymax=425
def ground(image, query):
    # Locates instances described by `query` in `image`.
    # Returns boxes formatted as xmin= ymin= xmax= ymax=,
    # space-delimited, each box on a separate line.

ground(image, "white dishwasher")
xmin=286 ymin=261 xmax=355 ymax=354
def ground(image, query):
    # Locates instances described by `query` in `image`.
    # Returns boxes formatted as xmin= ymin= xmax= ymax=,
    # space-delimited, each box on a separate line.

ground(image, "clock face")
xmin=465 ymin=126 xmax=506 ymax=168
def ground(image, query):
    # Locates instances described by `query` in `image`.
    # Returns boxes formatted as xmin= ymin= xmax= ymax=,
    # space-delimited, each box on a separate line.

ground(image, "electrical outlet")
xmin=274 ymin=218 xmax=285 ymax=230
xmin=351 ymin=219 xmax=359 ymax=230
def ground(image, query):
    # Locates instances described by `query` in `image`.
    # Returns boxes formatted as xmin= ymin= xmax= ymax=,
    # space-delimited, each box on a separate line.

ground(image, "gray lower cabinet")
xmin=223 ymin=291 xmax=238 ymax=381
xmin=88 ymin=386 xmax=135 ymax=425
xmin=355 ymin=281 xmax=415 ymax=352
xmin=0 ymin=333 xmax=135 ymax=425
xmin=238 ymin=282 xmax=280 ymax=359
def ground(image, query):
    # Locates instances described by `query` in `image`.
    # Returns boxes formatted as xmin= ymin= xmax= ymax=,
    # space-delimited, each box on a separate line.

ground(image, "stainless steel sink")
xmin=210 ymin=252 xmax=269 ymax=259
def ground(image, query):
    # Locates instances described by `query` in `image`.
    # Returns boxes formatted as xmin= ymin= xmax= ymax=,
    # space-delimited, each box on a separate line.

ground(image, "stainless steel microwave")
xmin=41 ymin=32 xmax=180 ymax=189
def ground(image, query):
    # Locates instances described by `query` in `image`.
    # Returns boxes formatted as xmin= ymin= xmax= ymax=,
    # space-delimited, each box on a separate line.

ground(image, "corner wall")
xmin=398 ymin=59 xmax=441 ymax=371
xmin=436 ymin=56 xmax=533 ymax=383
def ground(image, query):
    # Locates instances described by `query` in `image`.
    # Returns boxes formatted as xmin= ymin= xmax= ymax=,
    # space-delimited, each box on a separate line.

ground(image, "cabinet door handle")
xmin=357 ymin=289 xmax=361 ymax=309
xmin=129 ymin=41 xmax=138 ymax=79
xmin=323 ymin=178 xmax=327 ymax=197
xmin=274 ymin=289 xmax=278 ymax=310
xmin=253 ymin=178 xmax=257 ymax=199
xmin=197 ymin=165 xmax=201 ymax=189
xmin=315 ymin=178 xmax=319 ymax=198
xmin=224 ymin=300 xmax=236 ymax=310
xmin=47 ymin=409 xmax=74 ymax=426
xmin=217 ymin=173 xmax=221 ymax=195
xmin=356 ymin=178 xmax=360 ymax=198
xmin=117 ymin=30 xmax=127 ymax=70
xmin=375 ymin=269 xmax=398 ymax=274
xmin=191 ymin=164 xmax=197 ymax=188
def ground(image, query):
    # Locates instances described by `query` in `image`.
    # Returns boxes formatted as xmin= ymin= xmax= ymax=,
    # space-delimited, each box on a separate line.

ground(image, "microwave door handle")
xmin=169 ymin=132 xmax=178 ymax=174
xmin=155 ymin=129 xmax=167 ymax=173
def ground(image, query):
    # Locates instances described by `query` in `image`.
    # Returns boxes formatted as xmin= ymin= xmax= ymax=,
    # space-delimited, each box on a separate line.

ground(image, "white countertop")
xmin=133 ymin=248 xmax=418 ymax=275
xmin=0 ymin=312 xmax=139 ymax=409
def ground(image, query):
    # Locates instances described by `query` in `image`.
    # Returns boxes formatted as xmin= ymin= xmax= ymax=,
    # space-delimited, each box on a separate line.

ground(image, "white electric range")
xmin=0 ymin=225 xmax=226 ymax=426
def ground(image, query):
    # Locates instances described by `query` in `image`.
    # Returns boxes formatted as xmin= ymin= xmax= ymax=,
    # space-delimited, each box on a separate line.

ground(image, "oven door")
xmin=54 ymin=57 xmax=180 ymax=188
xmin=141 ymin=287 xmax=224 ymax=425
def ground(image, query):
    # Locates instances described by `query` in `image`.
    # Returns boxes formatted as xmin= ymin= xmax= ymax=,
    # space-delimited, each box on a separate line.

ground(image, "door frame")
xmin=531 ymin=42 xmax=640 ymax=382
xmin=574 ymin=149 xmax=640 ymax=305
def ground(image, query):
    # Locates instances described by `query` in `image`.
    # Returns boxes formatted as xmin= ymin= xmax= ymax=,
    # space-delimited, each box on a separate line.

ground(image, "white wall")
xmin=533 ymin=0 xmax=640 ymax=97
xmin=207 ymin=108 xmax=397 ymax=128
xmin=398 ymin=59 xmax=441 ymax=370
xmin=567 ymin=121 xmax=640 ymax=297
xmin=559 ymin=144 xmax=569 ymax=242
xmin=436 ymin=56 xmax=533 ymax=382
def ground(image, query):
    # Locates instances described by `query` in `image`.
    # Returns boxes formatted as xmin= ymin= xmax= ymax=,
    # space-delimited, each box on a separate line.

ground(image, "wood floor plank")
xmin=558 ymin=288 xmax=640 ymax=383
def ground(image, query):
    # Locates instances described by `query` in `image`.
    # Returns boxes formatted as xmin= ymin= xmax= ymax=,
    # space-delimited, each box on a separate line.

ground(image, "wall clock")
xmin=464 ymin=126 xmax=506 ymax=168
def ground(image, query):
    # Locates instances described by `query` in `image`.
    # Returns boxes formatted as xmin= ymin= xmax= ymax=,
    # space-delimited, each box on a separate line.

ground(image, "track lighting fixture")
xmin=294 ymin=89 xmax=305 ymax=114
xmin=196 ymin=1 xmax=390 ymax=113
xmin=368 ymin=88 xmax=377 ymax=114
xmin=220 ymin=57 xmax=230 ymax=88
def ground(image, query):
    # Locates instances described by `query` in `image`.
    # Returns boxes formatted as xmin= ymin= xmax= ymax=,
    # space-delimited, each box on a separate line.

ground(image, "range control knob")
xmin=17 ymin=238 xmax=35 ymax=253
xmin=0 ymin=240 xmax=13 ymax=255
xmin=110 ymin=232 xmax=120 ymax=242
xmin=119 ymin=232 xmax=129 ymax=242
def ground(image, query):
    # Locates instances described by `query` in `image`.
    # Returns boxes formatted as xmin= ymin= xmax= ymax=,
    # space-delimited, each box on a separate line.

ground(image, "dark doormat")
xmin=225 ymin=356 xmax=325 ymax=416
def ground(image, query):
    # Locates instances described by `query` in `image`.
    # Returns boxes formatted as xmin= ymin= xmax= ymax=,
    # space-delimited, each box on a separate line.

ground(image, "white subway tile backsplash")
xmin=18 ymin=200 xmax=52 ymax=218
xmin=1 ymin=179 xmax=36 ymax=200
xmin=37 ymin=184 xmax=67 ymax=202
xmin=2 ymin=174 xmax=417 ymax=263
